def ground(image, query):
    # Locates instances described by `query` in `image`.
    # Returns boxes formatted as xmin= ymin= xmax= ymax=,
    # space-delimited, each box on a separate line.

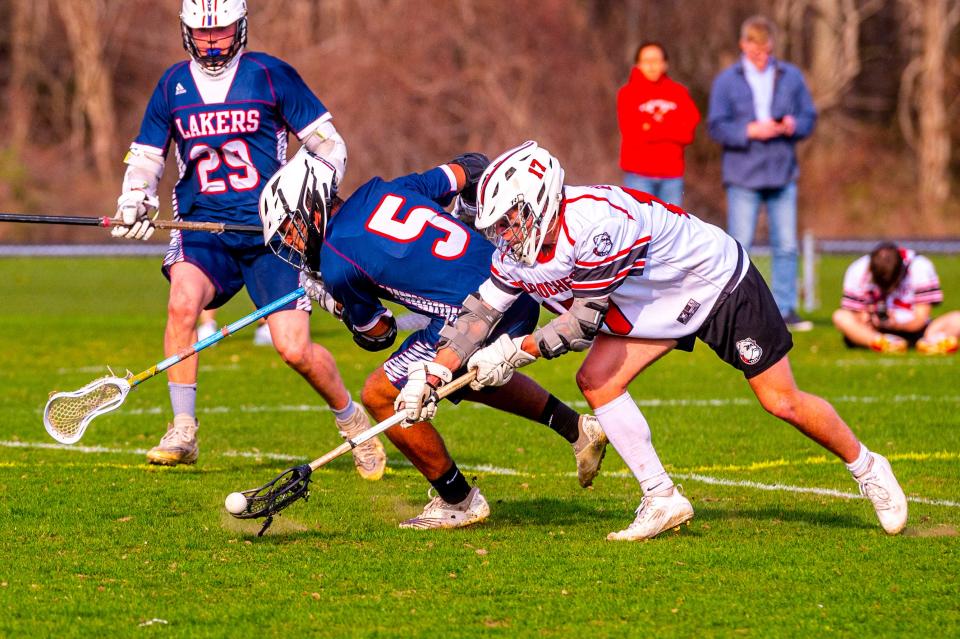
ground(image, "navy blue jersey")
xmin=321 ymin=166 xmax=494 ymax=331
xmin=132 ymin=52 xmax=329 ymax=226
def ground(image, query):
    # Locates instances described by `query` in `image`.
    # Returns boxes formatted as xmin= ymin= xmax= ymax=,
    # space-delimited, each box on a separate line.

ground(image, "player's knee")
xmin=831 ymin=308 xmax=855 ymax=332
xmin=360 ymin=375 xmax=395 ymax=414
xmin=576 ymin=365 xmax=620 ymax=402
xmin=273 ymin=335 xmax=310 ymax=371
xmin=575 ymin=366 xmax=597 ymax=394
xmin=167 ymin=294 xmax=201 ymax=328
xmin=760 ymin=390 xmax=800 ymax=422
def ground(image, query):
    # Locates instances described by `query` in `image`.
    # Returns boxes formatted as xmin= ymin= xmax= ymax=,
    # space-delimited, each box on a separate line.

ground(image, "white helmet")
xmin=259 ymin=147 xmax=339 ymax=272
xmin=475 ymin=140 xmax=565 ymax=266
xmin=180 ymin=0 xmax=248 ymax=75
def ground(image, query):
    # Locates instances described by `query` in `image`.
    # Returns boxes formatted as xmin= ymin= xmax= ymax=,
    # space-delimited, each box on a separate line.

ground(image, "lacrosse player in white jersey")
xmin=399 ymin=140 xmax=909 ymax=540
xmin=832 ymin=242 xmax=960 ymax=355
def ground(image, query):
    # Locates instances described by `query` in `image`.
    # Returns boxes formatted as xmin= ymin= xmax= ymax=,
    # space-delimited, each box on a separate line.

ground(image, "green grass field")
xmin=0 ymin=254 xmax=957 ymax=638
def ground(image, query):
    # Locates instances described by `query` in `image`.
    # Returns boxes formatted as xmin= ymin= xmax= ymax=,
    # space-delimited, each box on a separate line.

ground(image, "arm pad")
xmin=533 ymin=297 xmax=608 ymax=359
xmin=302 ymin=120 xmax=347 ymax=184
xmin=437 ymin=292 xmax=504 ymax=364
xmin=121 ymin=146 xmax=165 ymax=197
xmin=349 ymin=313 xmax=397 ymax=352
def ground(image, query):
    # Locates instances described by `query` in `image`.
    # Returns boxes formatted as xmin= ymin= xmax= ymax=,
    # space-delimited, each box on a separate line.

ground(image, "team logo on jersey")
xmin=736 ymin=337 xmax=763 ymax=365
xmin=592 ymin=232 xmax=613 ymax=257
xmin=175 ymin=82 xmax=187 ymax=96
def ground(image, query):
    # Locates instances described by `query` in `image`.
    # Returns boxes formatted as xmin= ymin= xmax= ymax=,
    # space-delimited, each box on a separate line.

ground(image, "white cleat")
xmin=855 ymin=453 xmax=908 ymax=535
xmin=607 ymin=486 xmax=694 ymax=541
xmin=252 ymin=322 xmax=273 ymax=346
xmin=573 ymin=415 xmax=608 ymax=488
xmin=146 ymin=414 xmax=199 ymax=466
xmin=399 ymin=487 xmax=490 ymax=530
xmin=337 ymin=403 xmax=387 ymax=481
xmin=196 ymin=320 xmax=218 ymax=342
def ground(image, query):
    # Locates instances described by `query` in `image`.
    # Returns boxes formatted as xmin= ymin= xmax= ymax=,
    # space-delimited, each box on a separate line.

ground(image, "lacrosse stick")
xmin=43 ymin=286 xmax=306 ymax=444
xmin=0 ymin=212 xmax=262 ymax=235
xmin=229 ymin=369 xmax=479 ymax=536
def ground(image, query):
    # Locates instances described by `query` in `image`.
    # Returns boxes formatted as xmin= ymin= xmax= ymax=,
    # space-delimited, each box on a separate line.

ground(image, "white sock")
xmin=845 ymin=443 xmax=872 ymax=478
xmin=594 ymin=392 xmax=674 ymax=496
xmin=169 ymin=383 xmax=197 ymax=419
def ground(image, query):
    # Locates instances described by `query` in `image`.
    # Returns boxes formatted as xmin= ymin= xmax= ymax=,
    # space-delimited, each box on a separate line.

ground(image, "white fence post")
xmin=802 ymin=229 xmax=816 ymax=313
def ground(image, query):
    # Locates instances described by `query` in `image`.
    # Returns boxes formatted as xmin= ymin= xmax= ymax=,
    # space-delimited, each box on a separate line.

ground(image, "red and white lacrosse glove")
xmin=111 ymin=190 xmax=159 ymax=241
xmin=395 ymin=361 xmax=453 ymax=425
xmin=466 ymin=334 xmax=536 ymax=391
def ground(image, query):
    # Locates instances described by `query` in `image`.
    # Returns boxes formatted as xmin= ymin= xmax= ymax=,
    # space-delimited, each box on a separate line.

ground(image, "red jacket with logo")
xmin=617 ymin=68 xmax=701 ymax=178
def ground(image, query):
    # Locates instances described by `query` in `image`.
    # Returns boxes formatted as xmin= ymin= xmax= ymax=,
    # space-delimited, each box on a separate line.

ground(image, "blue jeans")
xmin=725 ymin=183 xmax=798 ymax=316
xmin=623 ymin=173 xmax=685 ymax=206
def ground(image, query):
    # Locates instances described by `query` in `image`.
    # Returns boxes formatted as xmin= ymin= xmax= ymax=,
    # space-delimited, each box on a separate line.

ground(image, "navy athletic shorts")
xmin=162 ymin=229 xmax=309 ymax=312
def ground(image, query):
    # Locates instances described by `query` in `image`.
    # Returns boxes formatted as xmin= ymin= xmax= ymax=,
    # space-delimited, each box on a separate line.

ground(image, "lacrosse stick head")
xmin=228 ymin=463 xmax=313 ymax=534
xmin=43 ymin=376 xmax=131 ymax=444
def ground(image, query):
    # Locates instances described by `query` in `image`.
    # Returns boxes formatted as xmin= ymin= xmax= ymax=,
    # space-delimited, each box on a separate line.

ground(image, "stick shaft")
xmin=0 ymin=213 xmax=261 ymax=234
xmin=307 ymin=370 xmax=478 ymax=471
xmin=128 ymin=287 xmax=306 ymax=386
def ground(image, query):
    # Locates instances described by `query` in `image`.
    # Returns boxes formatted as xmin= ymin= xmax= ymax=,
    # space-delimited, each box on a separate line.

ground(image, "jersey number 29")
xmin=366 ymin=194 xmax=469 ymax=260
xmin=190 ymin=140 xmax=260 ymax=193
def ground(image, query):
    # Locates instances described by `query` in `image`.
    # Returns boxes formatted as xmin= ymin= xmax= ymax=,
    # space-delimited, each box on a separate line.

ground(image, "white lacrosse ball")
xmin=224 ymin=492 xmax=248 ymax=515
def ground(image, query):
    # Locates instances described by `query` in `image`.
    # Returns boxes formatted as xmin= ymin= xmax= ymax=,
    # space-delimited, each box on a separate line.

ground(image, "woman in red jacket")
xmin=617 ymin=42 xmax=701 ymax=206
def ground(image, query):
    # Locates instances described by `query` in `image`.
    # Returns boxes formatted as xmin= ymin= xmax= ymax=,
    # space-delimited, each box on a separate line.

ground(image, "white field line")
xmin=55 ymin=364 xmax=242 ymax=375
xmin=833 ymin=358 xmax=958 ymax=367
xmin=1 ymin=439 xmax=956 ymax=508
xmin=31 ymin=393 xmax=960 ymax=418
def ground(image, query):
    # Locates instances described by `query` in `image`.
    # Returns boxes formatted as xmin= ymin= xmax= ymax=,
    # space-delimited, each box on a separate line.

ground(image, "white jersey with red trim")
xmin=841 ymin=249 xmax=942 ymax=323
xmin=479 ymin=185 xmax=748 ymax=339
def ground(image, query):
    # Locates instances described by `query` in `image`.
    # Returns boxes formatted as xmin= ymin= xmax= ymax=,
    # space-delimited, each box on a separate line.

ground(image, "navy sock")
xmin=429 ymin=463 xmax=471 ymax=505
xmin=538 ymin=395 xmax=580 ymax=443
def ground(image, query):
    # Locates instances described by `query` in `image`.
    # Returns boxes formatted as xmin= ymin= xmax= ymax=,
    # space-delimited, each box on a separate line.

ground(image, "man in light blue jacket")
xmin=708 ymin=15 xmax=817 ymax=332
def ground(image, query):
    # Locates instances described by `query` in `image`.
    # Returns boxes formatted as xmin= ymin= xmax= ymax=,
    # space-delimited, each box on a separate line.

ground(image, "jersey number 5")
xmin=190 ymin=140 xmax=260 ymax=194
xmin=366 ymin=194 xmax=469 ymax=260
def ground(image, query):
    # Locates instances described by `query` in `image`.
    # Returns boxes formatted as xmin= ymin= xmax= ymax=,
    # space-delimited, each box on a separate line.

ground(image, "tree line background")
xmin=0 ymin=0 xmax=958 ymax=244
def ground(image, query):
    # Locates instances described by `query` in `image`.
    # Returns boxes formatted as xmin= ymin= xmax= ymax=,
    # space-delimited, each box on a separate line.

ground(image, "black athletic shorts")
xmin=693 ymin=262 xmax=793 ymax=379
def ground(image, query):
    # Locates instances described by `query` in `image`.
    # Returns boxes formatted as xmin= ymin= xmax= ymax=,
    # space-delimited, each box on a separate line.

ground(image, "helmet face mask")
xmin=475 ymin=141 xmax=564 ymax=266
xmin=481 ymin=201 xmax=541 ymax=265
xmin=259 ymin=149 xmax=338 ymax=273
xmin=180 ymin=0 xmax=248 ymax=75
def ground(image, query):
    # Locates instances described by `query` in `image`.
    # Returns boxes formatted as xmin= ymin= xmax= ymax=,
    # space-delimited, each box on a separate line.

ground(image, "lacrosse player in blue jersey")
xmin=110 ymin=0 xmax=387 ymax=479
xmin=259 ymin=149 xmax=609 ymax=529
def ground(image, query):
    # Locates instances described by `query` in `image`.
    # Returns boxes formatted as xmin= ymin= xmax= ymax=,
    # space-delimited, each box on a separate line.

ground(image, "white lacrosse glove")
xmin=111 ymin=190 xmax=159 ymax=241
xmin=467 ymin=334 xmax=536 ymax=390
xmin=300 ymin=271 xmax=342 ymax=319
xmin=395 ymin=361 xmax=453 ymax=425
xmin=451 ymin=195 xmax=478 ymax=226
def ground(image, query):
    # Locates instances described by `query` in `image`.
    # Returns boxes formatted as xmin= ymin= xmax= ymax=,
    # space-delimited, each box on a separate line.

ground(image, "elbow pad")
xmin=533 ymin=297 xmax=608 ymax=359
xmin=350 ymin=313 xmax=397 ymax=352
xmin=122 ymin=146 xmax=165 ymax=197
xmin=437 ymin=292 xmax=503 ymax=362
xmin=302 ymin=120 xmax=347 ymax=183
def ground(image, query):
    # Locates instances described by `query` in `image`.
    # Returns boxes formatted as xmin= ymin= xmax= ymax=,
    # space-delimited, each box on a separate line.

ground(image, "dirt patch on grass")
xmin=902 ymin=524 xmax=958 ymax=538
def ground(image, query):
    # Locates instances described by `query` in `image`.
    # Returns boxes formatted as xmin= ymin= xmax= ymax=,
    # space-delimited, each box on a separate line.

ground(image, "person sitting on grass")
xmin=832 ymin=242 xmax=960 ymax=355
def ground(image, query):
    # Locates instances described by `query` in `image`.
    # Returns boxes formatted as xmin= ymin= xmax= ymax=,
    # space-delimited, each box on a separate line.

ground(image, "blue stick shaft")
xmin=129 ymin=287 xmax=306 ymax=387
